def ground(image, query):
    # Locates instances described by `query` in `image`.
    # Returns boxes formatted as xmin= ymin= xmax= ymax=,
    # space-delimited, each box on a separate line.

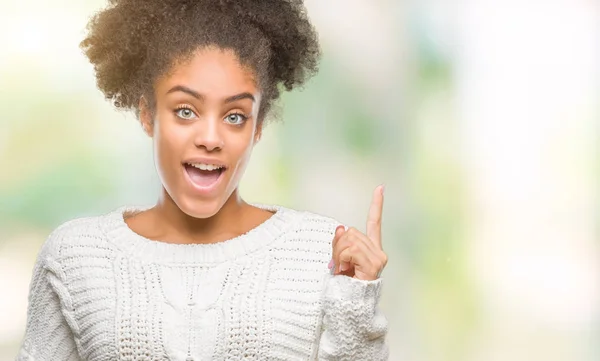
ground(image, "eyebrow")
xmin=166 ymin=85 xmax=255 ymax=103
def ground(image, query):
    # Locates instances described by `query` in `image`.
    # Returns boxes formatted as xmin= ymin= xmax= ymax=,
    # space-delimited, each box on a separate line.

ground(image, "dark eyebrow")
xmin=224 ymin=92 xmax=255 ymax=104
xmin=166 ymin=85 xmax=255 ymax=103
xmin=166 ymin=85 xmax=203 ymax=100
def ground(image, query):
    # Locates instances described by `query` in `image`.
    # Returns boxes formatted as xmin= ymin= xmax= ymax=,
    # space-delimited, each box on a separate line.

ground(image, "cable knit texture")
xmin=16 ymin=203 xmax=389 ymax=361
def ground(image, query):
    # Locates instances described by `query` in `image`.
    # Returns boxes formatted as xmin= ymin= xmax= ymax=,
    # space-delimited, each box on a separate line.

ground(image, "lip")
xmin=182 ymin=163 xmax=226 ymax=196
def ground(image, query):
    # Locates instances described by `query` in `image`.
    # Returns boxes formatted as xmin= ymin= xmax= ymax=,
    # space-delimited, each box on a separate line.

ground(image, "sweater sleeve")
xmin=16 ymin=229 xmax=81 ymax=361
xmin=317 ymin=275 xmax=389 ymax=360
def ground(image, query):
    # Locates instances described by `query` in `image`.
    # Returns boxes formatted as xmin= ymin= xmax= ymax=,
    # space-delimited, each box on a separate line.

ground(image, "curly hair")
xmin=80 ymin=0 xmax=321 ymax=125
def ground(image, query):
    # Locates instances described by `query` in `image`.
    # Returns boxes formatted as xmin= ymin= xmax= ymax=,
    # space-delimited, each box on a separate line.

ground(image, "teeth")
xmin=187 ymin=163 xmax=224 ymax=171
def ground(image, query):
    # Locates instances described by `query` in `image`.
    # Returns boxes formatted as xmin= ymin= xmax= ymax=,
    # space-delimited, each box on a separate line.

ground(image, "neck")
xmin=152 ymin=187 xmax=250 ymax=244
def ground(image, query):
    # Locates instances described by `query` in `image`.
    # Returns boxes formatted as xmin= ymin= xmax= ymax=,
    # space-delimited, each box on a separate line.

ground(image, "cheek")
xmin=227 ymin=134 xmax=256 ymax=182
xmin=153 ymin=122 xmax=186 ymax=176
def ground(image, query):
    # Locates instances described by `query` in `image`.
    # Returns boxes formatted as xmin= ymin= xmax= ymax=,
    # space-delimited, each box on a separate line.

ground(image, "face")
xmin=140 ymin=46 xmax=263 ymax=219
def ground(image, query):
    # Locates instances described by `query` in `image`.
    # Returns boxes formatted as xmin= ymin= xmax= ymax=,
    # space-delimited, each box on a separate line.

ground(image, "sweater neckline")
xmin=100 ymin=203 xmax=298 ymax=264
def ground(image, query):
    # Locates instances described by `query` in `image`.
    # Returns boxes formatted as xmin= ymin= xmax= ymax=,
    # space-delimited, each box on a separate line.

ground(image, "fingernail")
xmin=339 ymin=263 xmax=348 ymax=272
xmin=328 ymin=259 xmax=334 ymax=269
xmin=381 ymin=183 xmax=386 ymax=195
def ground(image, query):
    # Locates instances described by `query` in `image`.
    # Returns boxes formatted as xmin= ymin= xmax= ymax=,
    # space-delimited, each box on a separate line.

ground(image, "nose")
xmin=193 ymin=116 xmax=224 ymax=151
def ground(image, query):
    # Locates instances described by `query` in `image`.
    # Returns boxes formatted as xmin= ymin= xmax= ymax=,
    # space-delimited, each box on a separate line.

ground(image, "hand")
xmin=329 ymin=184 xmax=388 ymax=281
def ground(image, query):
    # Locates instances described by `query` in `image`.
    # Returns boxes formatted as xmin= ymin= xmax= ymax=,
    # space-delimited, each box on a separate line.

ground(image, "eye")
xmin=175 ymin=107 xmax=197 ymax=120
xmin=224 ymin=113 xmax=247 ymax=125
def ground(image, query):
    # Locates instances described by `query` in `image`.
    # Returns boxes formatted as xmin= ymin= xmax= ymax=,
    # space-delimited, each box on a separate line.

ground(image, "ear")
xmin=254 ymin=120 xmax=263 ymax=144
xmin=139 ymin=96 xmax=154 ymax=138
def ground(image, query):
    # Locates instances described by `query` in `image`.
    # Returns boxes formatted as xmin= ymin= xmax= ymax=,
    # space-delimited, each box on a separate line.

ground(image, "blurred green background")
xmin=0 ymin=1 xmax=598 ymax=360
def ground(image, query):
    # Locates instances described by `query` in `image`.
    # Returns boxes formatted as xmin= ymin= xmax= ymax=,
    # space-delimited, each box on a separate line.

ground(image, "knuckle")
xmin=349 ymin=244 xmax=360 ymax=253
xmin=371 ymin=259 xmax=381 ymax=270
xmin=368 ymin=218 xmax=381 ymax=226
xmin=341 ymin=250 xmax=351 ymax=261
xmin=344 ymin=234 xmax=357 ymax=245
xmin=348 ymin=234 xmax=358 ymax=244
xmin=339 ymin=238 xmax=352 ymax=249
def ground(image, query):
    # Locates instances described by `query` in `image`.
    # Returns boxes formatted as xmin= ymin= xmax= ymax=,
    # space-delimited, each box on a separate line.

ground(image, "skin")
xmin=330 ymin=184 xmax=388 ymax=281
xmin=124 ymin=45 xmax=388 ymax=280
xmin=126 ymin=46 xmax=273 ymax=245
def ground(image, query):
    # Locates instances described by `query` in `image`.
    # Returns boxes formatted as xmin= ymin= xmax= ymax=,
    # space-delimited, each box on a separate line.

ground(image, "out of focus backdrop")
xmin=0 ymin=0 xmax=598 ymax=360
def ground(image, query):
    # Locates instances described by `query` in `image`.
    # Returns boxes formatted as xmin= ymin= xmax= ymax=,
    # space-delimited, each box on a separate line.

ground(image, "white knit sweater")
xmin=16 ymin=203 xmax=388 ymax=361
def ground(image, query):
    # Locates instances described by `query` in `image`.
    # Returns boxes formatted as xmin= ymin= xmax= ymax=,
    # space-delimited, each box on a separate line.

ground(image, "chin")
xmin=175 ymin=196 xmax=224 ymax=219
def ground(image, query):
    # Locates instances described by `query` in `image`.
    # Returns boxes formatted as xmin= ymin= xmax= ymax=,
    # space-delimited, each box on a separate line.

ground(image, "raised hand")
xmin=329 ymin=184 xmax=388 ymax=281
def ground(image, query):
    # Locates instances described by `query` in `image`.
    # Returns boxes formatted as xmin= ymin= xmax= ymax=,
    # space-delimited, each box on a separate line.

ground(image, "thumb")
xmin=330 ymin=225 xmax=345 ymax=270
xmin=332 ymin=225 xmax=345 ymax=249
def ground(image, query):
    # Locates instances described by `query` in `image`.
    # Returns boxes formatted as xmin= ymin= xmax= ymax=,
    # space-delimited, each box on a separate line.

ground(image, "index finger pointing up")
xmin=366 ymin=184 xmax=385 ymax=249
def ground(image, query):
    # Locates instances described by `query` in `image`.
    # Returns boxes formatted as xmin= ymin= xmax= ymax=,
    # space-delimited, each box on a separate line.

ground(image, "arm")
xmin=318 ymin=185 xmax=389 ymax=359
xmin=317 ymin=275 xmax=389 ymax=360
xmin=16 ymin=231 xmax=81 ymax=361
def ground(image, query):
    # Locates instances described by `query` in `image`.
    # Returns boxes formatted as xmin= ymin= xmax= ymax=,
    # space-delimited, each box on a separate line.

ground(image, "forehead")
xmin=156 ymin=47 xmax=259 ymax=95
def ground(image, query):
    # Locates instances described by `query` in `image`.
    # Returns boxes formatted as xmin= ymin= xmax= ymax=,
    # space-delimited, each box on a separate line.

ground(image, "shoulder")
xmin=37 ymin=211 xmax=109 ymax=262
xmin=295 ymin=208 xmax=344 ymax=237
xmin=276 ymin=204 xmax=346 ymax=249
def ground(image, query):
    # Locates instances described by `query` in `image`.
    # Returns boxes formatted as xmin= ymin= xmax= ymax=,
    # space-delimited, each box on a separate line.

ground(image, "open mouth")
xmin=183 ymin=163 xmax=226 ymax=189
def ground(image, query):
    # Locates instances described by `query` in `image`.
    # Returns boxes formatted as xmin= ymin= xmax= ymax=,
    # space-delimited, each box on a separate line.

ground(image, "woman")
xmin=17 ymin=0 xmax=389 ymax=360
